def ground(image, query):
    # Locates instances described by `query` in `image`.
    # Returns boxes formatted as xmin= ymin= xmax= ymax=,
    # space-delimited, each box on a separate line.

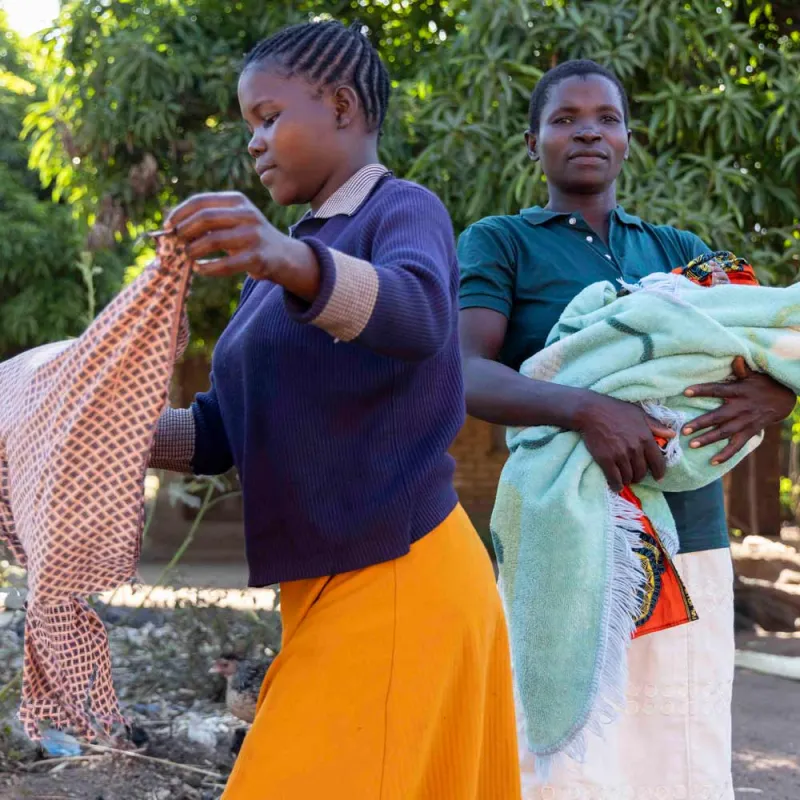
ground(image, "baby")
xmin=672 ymin=250 xmax=758 ymax=286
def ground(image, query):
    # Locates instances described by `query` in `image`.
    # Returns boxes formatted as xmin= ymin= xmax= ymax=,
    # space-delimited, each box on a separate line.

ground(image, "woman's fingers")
xmin=616 ymin=456 xmax=634 ymax=490
xmin=173 ymin=207 xmax=258 ymax=243
xmin=643 ymin=437 xmax=667 ymax=482
xmin=731 ymin=355 xmax=751 ymax=380
xmin=185 ymin=227 xmax=260 ymax=260
xmin=168 ymin=192 xmax=247 ymax=227
xmin=630 ymin=447 xmax=649 ymax=485
xmin=709 ymin=433 xmax=750 ymax=467
xmin=688 ymin=421 xmax=741 ymax=449
xmin=682 ymin=404 xmax=737 ymax=436
xmin=645 ymin=417 xmax=676 ymax=440
xmin=194 ymin=251 xmax=259 ymax=278
xmin=597 ymin=456 xmax=624 ymax=493
xmin=684 ymin=381 xmax=738 ymax=399
xmin=685 ymin=357 xmax=750 ymax=399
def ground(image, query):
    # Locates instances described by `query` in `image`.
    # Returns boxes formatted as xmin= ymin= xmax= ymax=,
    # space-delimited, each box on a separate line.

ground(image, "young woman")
xmin=150 ymin=21 xmax=521 ymax=800
xmin=458 ymin=60 xmax=795 ymax=798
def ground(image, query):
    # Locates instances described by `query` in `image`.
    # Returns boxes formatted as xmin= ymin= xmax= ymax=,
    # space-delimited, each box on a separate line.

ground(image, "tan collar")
xmin=311 ymin=164 xmax=390 ymax=220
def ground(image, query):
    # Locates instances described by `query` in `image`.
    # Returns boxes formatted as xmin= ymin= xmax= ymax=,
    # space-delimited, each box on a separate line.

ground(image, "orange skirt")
xmin=222 ymin=504 xmax=521 ymax=799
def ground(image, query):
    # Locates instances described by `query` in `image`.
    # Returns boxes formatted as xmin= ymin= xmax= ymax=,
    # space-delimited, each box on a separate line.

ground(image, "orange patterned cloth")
xmin=623 ymin=487 xmax=697 ymax=638
xmin=0 ymin=234 xmax=192 ymax=739
xmin=671 ymin=250 xmax=758 ymax=287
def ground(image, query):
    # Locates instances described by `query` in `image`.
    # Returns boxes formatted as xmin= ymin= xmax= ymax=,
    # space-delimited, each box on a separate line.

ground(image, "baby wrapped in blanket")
xmin=493 ymin=251 xmax=800 ymax=775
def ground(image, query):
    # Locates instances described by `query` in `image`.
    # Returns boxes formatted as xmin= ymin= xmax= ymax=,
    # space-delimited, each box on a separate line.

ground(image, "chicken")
xmin=210 ymin=653 xmax=273 ymax=724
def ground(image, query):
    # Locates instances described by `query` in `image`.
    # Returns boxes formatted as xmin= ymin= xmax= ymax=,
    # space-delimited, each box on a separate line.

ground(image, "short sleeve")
xmin=458 ymin=220 xmax=517 ymax=318
xmin=678 ymin=230 xmax=713 ymax=262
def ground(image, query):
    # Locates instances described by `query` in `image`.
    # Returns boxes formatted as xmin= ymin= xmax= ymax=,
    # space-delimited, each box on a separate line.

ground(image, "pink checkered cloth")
xmin=0 ymin=234 xmax=193 ymax=740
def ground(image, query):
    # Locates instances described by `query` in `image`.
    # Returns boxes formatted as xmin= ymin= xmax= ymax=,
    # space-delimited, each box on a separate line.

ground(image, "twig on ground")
xmin=84 ymin=743 xmax=225 ymax=780
xmin=25 ymin=754 xmax=104 ymax=770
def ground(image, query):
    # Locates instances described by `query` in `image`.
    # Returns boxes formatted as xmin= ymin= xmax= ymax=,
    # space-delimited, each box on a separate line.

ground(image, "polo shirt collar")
xmin=293 ymin=164 xmax=389 ymax=230
xmin=613 ymin=206 xmax=644 ymax=229
xmin=520 ymin=204 xmax=644 ymax=229
xmin=519 ymin=206 xmax=570 ymax=226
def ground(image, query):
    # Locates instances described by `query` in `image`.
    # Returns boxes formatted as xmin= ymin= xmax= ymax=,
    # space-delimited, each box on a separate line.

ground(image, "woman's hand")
xmin=682 ymin=356 xmax=797 ymax=466
xmin=167 ymin=192 xmax=320 ymax=301
xmin=573 ymin=394 xmax=676 ymax=492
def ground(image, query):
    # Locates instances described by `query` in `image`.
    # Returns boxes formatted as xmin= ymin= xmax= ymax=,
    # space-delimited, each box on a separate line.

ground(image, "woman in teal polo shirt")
xmin=458 ymin=59 xmax=796 ymax=798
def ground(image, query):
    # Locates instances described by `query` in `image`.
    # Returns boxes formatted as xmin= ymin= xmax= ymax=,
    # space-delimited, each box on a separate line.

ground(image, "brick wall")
xmin=450 ymin=417 xmax=507 ymax=543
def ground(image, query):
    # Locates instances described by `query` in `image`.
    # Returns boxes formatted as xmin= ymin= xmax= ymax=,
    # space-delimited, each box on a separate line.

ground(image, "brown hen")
xmin=210 ymin=653 xmax=273 ymax=724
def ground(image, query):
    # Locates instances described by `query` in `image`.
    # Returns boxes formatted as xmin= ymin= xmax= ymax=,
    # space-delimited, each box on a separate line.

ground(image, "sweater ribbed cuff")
xmin=149 ymin=407 xmax=195 ymax=473
xmin=284 ymin=238 xmax=379 ymax=342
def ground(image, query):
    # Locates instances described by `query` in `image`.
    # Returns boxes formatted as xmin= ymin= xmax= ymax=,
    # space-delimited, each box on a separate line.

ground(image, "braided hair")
xmin=243 ymin=21 xmax=391 ymax=133
xmin=528 ymin=59 xmax=629 ymax=132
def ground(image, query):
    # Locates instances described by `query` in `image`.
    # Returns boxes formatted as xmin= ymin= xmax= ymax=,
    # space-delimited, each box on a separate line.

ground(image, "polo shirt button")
xmin=569 ymin=217 xmax=577 ymax=225
xmin=586 ymin=235 xmax=593 ymax=243
xmin=605 ymin=254 xmax=612 ymax=260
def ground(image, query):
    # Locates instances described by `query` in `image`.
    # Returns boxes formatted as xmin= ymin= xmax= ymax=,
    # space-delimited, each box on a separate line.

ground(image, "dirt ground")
xmin=733 ymin=670 xmax=800 ymax=799
xmin=731 ymin=634 xmax=800 ymax=800
xmin=0 ymin=738 xmax=227 ymax=800
xmin=1 ymin=544 xmax=799 ymax=800
xmin=1 ymin=649 xmax=797 ymax=799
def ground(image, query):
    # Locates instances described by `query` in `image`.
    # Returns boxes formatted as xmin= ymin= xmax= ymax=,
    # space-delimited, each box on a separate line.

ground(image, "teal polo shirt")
xmin=458 ymin=205 xmax=728 ymax=554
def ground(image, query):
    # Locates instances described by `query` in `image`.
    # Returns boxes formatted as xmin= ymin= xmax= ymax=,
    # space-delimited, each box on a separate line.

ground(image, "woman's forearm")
xmin=462 ymin=355 xmax=590 ymax=430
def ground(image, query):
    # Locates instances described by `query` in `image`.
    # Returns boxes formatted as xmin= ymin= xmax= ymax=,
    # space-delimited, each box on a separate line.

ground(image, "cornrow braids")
xmin=528 ymin=59 xmax=630 ymax=132
xmin=243 ymin=20 xmax=391 ymax=132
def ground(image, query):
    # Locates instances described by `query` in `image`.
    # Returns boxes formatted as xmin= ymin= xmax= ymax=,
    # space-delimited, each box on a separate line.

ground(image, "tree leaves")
xmin=410 ymin=0 xmax=799 ymax=289
xmin=0 ymin=11 xmax=128 ymax=358
xmin=11 ymin=0 xmax=800 ymax=358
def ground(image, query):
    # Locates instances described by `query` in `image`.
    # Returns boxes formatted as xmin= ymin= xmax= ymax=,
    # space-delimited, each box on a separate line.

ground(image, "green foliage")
xmin=21 ymin=0 xmax=458 ymax=350
xmin=0 ymin=12 xmax=126 ymax=358
xmin=18 ymin=0 xmax=800 ymax=355
xmin=409 ymin=0 xmax=800 ymax=286
xmin=781 ymin=402 xmax=800 ymax=520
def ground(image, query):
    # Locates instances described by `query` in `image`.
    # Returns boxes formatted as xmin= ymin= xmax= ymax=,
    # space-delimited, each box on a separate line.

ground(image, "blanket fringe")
xmin=640 ymin=400 xmax=685 ymax=471
xmin=617 ymin=273 xmax=691 ymax=306
xmin=640 ymin=400 xmax=685 ymax=556
xmin=522 ymin=400 xmax=684 ymax=782
xmin=530 ymin=488 xmax=651 ymax=782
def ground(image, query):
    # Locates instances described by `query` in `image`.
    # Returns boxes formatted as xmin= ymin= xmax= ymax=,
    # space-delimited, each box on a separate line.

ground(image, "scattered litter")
xmin=132 ymin=703 xmax=163 ymax=715
xmin=0 ymin=587 xmax=26 ymax=610
xmin=40 ymin=728 xmax=81 ymax=758
xmin=174 ymin=712 xmax=227 ymax=750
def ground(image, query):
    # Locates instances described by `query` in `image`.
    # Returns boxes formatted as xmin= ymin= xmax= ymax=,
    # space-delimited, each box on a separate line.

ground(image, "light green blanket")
xmin=493 ymin=271 xmax=800 ymax=775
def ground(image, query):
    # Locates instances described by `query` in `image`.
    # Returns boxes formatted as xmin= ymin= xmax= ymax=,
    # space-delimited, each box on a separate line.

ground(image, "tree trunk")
xmin=727 ymin=425 xmax=783 ymax=538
